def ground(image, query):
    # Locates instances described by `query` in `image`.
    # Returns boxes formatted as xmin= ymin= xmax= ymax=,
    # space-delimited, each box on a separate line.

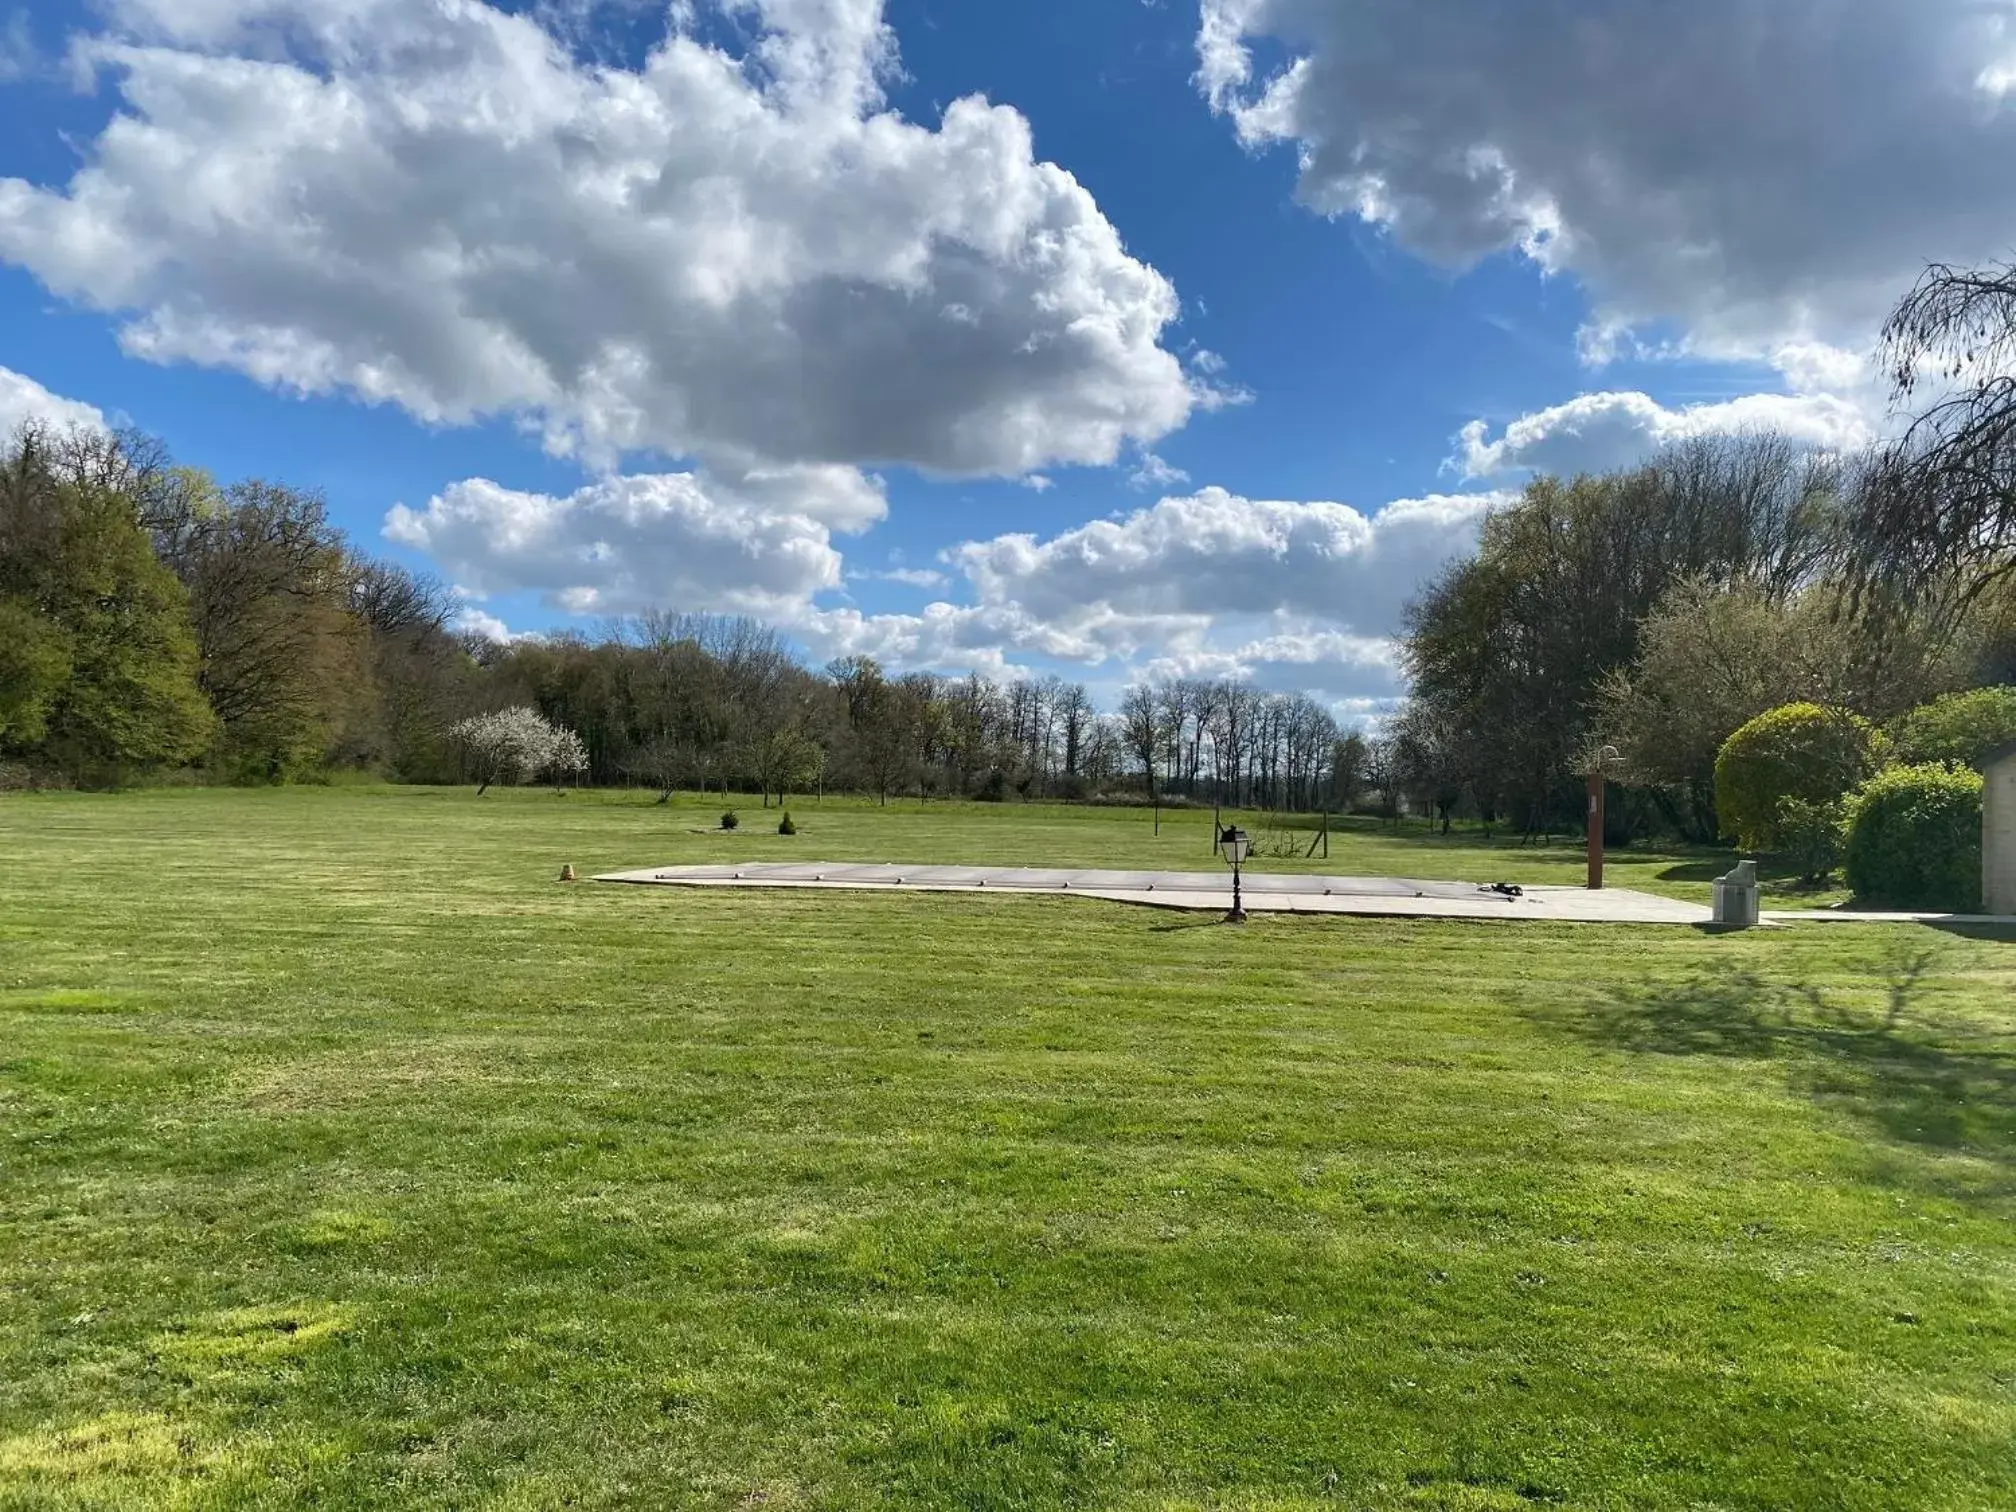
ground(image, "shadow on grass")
xmin=1930 ymin=921 xmax=2016 ymax=944
xmin=1657 ymin=859 xmax=1750 ymax=884
xmin=1538 ymin=942 xmax=2016 ymax=1190
xmin=1147 ymin=917 xmax=1231 ymax=934
xmin=1655 ymin=856 xmax=1836 ymax=897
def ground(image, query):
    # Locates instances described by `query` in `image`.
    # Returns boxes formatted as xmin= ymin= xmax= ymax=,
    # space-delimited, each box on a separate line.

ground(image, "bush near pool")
xmin=1715 ymin=702 xmax=1887 ymax=852
xmin=1843 ymin=763 xmax=1984 ymax=910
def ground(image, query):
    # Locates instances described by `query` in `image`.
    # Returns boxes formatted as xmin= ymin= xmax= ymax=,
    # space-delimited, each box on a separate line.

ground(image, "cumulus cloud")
xmin=950 ymin=486 xmax=1504 ymax=645
xmin=1127 ymin=450 xmax=1191 ymax=490
xmin=383 ymin=464 xmax=885 ymax=617
xmin=387 ymin=465 xmax=1500 ymax=706
xmin=789 ymin=484 xmax=1499 ymax=703
xmin=799 ymin=602 xmax=1031 ymax=677
xmin=451 ymin=606 xmax=520 ymax=644
xmin=0 ymin=366 xmax=106 ymax=435
xmin=1455 ymin=390 xmax=1876 ymax=481
xmin=1139 ymin=628 xmax=1407 ymax=704
xmin=1200 ymin=0 xmax=2016 ymax=364
xmin=852 ymin=566 xmax=949 ymax=589
xmin=0 ymin=0 xmax=1202 ymax=474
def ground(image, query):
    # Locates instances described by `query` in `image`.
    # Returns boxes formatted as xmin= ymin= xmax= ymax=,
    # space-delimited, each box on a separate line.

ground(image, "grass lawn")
xmin=1 ymin=786 xmax=2012 ymax=1509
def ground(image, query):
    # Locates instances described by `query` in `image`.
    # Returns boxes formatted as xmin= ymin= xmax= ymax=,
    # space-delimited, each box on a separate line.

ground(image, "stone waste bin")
xmin=1712 ymin=859 xmax=1760 ymax=928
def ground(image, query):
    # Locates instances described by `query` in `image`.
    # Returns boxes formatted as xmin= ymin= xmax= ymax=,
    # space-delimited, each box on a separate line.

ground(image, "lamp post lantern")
xmin=1219 ymin=825 xmax=1252 ymax=923
xmin=1584 ymin=745 xmax=1622 ymax=890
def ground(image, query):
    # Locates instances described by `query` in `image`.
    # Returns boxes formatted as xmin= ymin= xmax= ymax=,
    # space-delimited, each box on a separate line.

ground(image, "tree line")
xmin=1394 ymin=257 xmax=2016 ymax=843
xmin=9 ymin=256 xmax=2014 ymax=826
xmin=0 ymin=422 xmax=1368 ymax=807
xmin=466 ymin=628 xmax=1368 ymax=810
xmin=2 ymin=426 xmax=482 ymax=788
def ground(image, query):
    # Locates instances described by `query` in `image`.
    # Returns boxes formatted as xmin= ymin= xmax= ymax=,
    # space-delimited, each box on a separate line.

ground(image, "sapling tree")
xmin=545 ymin=726 xmax=589 ymax=791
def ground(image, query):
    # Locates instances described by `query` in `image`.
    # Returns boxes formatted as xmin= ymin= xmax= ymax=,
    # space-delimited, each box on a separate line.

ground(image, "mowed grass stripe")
xmin=0 ymin=786 xmax=2010 ymax=1508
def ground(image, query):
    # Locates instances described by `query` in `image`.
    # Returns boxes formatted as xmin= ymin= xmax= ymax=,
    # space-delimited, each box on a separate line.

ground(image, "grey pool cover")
xmin=595 ymin=862 xmax=1712 ymax=924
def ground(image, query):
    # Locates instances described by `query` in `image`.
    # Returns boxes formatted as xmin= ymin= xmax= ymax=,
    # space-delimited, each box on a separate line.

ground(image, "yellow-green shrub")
xmin=1714 ymin=703 xmax=1886 ymax=851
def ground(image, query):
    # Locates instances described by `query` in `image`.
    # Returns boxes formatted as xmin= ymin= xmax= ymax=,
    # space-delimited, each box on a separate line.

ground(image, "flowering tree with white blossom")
xmin=449 ymin=707 xmax=587 ymax=795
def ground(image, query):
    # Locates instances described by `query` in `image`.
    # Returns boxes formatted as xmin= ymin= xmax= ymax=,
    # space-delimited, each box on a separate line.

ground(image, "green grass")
xmin=1 ymin=786 xmax=2012 ymax=1509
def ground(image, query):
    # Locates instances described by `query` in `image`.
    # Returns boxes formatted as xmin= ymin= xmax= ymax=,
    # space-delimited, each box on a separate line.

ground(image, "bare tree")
xmin=1119 ymin=685 xmax=1163 ymax=801
xmin=1055 ymin=681 xmax=1094 ymax=781
xmin=1846 ymin=258 xmax=2016 ymax=613
xmin=858 ymin=671 xmax=918 ymax=804
xmin=1330 ymin=732 xmax=1369 ymax=813
xmin=1209 ymin=681 xmax=1259 ymax=806
xmin=1363 ymin=734 xmax=1402 ymax=827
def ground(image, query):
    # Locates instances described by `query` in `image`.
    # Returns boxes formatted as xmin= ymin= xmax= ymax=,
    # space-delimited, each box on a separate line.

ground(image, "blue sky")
xmin=4 ymin=0 xmax=2013 ymax=718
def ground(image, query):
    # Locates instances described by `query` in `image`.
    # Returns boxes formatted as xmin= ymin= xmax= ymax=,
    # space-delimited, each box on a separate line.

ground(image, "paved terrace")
xmin=596 ymin=862 xmax=1715 ymax=924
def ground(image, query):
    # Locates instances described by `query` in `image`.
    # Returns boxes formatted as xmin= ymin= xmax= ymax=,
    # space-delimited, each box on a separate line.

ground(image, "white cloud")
xmin=1127 ymin=450 xmax=1191 ymax=490
xmin=0 ymin=366 xmax=106 ymax=435
xmin=0 ymin=0 xmax=1199 ymax=475
xmin=798 ymin=603 xmax=1026 ymax=677
xmin=1200 ymin=1 xmax=2016 ymax=365
xmin=384 ymin=464 xmax=885 ymax=617
xmin=399 ymin=466 xmax=1502 ymax=707
xmin=1139 ymin=627 xmax=1407 ymax=702
xmin=1455 ymin=390 xmax=1876 ymax=481
xmin=0 ymin=11 xmax=38 ymax=82
xmin=451 ymin=606 xmax=519 ymax=643
xmin=950 ymin=486 xmax=1504 ymax=642
xmin=853 ymin=566 xmax=948 ymax=589
xmin=789 ymin=483 xmax=1500 ymax=711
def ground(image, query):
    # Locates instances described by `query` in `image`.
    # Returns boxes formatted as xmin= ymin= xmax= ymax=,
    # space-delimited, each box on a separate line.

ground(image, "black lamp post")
xmin=1219 ymin=824 xmax=1251 ymax=923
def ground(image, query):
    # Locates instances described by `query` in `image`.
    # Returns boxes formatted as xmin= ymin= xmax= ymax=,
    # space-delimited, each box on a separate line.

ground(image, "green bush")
xmin=1715 ymin=703 xmax=1886 ymax=851
xmin=778 ymin=811 xmax=797 ymax=836
xmin=719 ymin=809 xmax=739 ymax=831
xmin=1892 ymin=686 xmax=2016 ymax=770
xmin=1774 ymin=796 xmax=1846 ymax=884
xmin=1843 ymin=764 xmax=1983 ymax=910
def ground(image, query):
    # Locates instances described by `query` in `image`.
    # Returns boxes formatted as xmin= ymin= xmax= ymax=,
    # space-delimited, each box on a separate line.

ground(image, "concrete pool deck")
xmin=596 ymin=861 xmax=1718 ymax=925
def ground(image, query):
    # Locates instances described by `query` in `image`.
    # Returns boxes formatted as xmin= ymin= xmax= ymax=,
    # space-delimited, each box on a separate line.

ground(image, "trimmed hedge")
xmin=1843 ymin=764 xmax=1983 ymax=910
xmin=1715 ymin=703 xmax=1886 ymax=852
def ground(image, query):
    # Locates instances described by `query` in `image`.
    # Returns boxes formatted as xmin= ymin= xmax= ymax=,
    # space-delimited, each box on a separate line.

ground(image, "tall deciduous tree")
xmin=0 ymin=598 xmax=69 ymax=750
xmin=0 ymin=430 xmax=215 ymax=779
xmin=1406 ymin=435 xmax=1841 ymax=833
xmin=151 ymin=473 xmax=365 ymax=780
xmin=1119 ymin=685 xmax=1163 ymax=801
